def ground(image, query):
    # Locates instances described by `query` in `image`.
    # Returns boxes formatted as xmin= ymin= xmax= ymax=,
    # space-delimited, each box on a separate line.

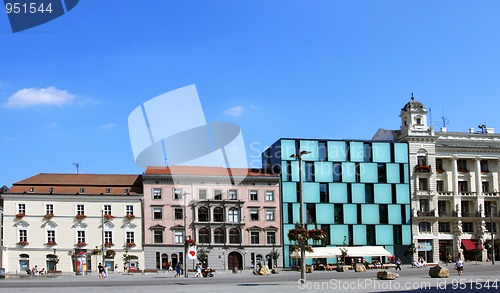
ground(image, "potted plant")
xmin=104 ymin=214 xmax=115 ymax=220
xmin=126 ymin=242 xmax=136 ymax=248
xmin=76 ymin=242 xmax=87 ymax=247
xmin=17 ymin=241 xmax=29 ymax=246
xmin=75 ymin=214 xmax=86 ymax=220
xmin=104 ymin=242 xmax=114 ymax=247
xmin=125 ymin=214 xmax=136 ymax=219
xmin=185 ymin=238 xmax=196 ymax=247
xmin=47 ymin=241 xmax=57 ymax=246
xmin=44 ymin=213 xmax=54 ymax=220
xmin=15 ymin=212 xmax=25 ymax=219
xmin=105 ymin=249 xmax=116 ymax=259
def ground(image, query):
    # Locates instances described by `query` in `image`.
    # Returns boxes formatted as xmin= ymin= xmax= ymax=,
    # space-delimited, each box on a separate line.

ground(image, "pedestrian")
xmin=168 ymin=261 xmax=173 ymax=272
xmin=175 ymin=262 xmax=181 ymax=277
xmin=455 ymin=259 xmax=464 ymax=275
xmin=115 ymin=264 xmax=119 ymax=273
xmin=395 ymin=258 xmax=402 ymax=270
xmin=98 ymin=263 xmax=105 ymax=279
xmin=194 ymin=263 xmax=202 ymax=278
xmin=104 ymin=264 xmax=109 ymax=279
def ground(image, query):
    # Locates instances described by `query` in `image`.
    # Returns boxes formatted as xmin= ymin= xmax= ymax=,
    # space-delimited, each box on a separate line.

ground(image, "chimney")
xmin=469 ymin=128 xmax=475 ymax=133
xmin=486 ymin=128 xmax=495 ymax=134
xmin=440 ymin=127 xmax=447 ymax=132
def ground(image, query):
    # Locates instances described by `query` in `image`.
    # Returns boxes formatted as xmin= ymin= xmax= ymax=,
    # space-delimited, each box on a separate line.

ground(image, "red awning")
xmin=461 ymin=239 xmax=483 ymax=250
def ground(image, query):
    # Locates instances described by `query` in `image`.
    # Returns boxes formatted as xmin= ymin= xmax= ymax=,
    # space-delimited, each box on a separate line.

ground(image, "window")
xmin=174 ymin=230 xmax=184 ymax=244
xmin=153 ymin=230 xmax=163 ymax=243
xmin=437 ymin=181 xmax=444 ymax=192
xmin=76 ymin=205 xmax=85 ymax=215
xmin=214 ymin=228 xmax=225 ymax=244
xmin=249 ymin=190 xmax=258 ymax=201
xmin=229 ymin=228 xmax=240 ymax=244
xmin=436 ymin=159 xmax=443 ymax=171
xmin=393 ymin=225 xmax=402 ymax=245
xmin=124 ymin=188 xmax=129 ymax=194
xmin=126 ymin=232 xmax=135 ymax=244
xmin=417 ymin=155 xmax=427 ymax=166
xmin=46 ymin=204 xmax=54 ymax=215
xmin=18 ymin=203 xmax=26 ymax=214
xmin=333 ymin=163 xmax=342 ymax=182
xmin=462 ymin=222 xmax=474 ymax=233
xmin=153 ymin=207 xmax=163 ymax=220
xmin=320 ymin=183 xmax=328 ymax=203
xmin=153 ymin=188 xmax=162 ymax=199
xmin=198 ymin=189 xmax=207 ymax=200
xmin=266 ymin=209 xmax=275 ymax=221
xmin=49 ymin=187 xmax=54 ymax=193
xmin=318 ymin=141 xmax=327 ymax=161
xmin=265 ymin=191 xmax=274 ymax=201
xmin=214 ymin=189 xmax=222 ymax=200
xmin=19 ymin=229 xmax=27 ymax=242
xmin=415 ymin=117 xmax=421 ymax=125
xmin=379 ymin=204 xmax=388 ymax=224
xmin=199 ymin=228 xmax=210 ymax=243
xmin=366 ymin=225 xmax=375 ymax=245
xmin=378 ymin=163 xmax=387 ymax=183
xmin=363 ymin=143 xmax=371 ymax=162
xmin=365 ymin=183 xmax=374 ymax=203
xmin=174 ymin=208 xmax=183 ymax=220
xmin=104 ymin=231 xmax=113 ymax=244
xmin=126 ymin=205 xmax=134 ymax=215
xmin=305 ymin=162 xmax=314 ymax=182
xmin=250 ymin=209 xmax=259 ymax=221
xmin=77 ymin=230 xmax=86 ymax=243
xmin=80 ymin=188 xmax=86 ymax=193
xmin=481 ymin=160 xmax=489 ymax=172
xmin=174 ymin=188 xmax=182 ymax=200
xmin=229 ymin=190 xmax=238 ymax=200
xmin=419 ymin=199 xmax=430 ymax=212
xmin=266 ymin=231 xmax=276 ymax=245
xmin=106 ymin=188 xmax=111 ymax=193
xmin=457 ymin=159 xmax=468 ymax=172
xmin=198 ymin=207 xmax=209 ymax=222
xmin=418 ymin=178 xmax=429 ymax=191
xmin=458 ymin=181 xmax=468 ymax=192
xmin=418 ymin=222 xmax=431 ymax=233
xmin=29 ymin=187 xmax=35 ymax=192
xmin=482 ymin=182 xmax=490 ymax=193
xmin=213 ymin=207 xmax=224 ymax=222
xmin=228 ymin=208 xmax=239 ymax=223
xmin=104 ymin=205 xmax=112 ymax=216
xmin=47 ymin=230 xmax=55 ymax=243
xmin=250 ymin=231 xmax=260 ymax=244
xmin=438 ymin=222 xmax=451 ymax=232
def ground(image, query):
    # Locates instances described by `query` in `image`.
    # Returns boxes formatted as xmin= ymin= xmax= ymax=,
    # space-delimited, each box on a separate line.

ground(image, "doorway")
xmin=227 ymin=251 xmax=242 ymax=270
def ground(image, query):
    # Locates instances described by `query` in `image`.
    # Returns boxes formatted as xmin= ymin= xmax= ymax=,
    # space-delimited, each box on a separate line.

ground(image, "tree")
xmin=269 ymin=246 xmax=280 ymax=269
xmin=197 ymin=247 xmax=209 ymax=268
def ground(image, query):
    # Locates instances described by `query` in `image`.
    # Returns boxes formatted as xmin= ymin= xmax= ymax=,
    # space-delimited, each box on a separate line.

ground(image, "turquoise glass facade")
xmin=262 ymin=139 xmax=411 ymax=268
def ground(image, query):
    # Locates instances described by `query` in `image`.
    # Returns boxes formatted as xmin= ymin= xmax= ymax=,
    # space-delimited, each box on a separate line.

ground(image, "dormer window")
xmin=416 ymin=117 xmax=422 ymax=125
xmin=80 ymin=188 xmax=86 ymax=193
xmin=29 ymin=187 xmax=35 ymax=192
xmin=106 ymin=188 xmax=111 ymax=193
xmin=49 ymin=188 xmax=54 ymax=193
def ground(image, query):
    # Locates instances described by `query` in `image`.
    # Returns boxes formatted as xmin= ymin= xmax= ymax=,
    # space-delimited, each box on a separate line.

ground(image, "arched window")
xmin=229 ymin=228 xmax=240 ymax=244
xmin=419 ymin=222 xmax=431 ymax=233
xmin=228 ymin=208 xmax=239 ymax=223
xmin=214 ymin=228 xmax=225 ymax=244
xmin=198 ymin=207 xmax=209 ymax=222
xmin=199 ymin=228 xmax=210 ymax=244
xmin=213 ymin=207 xmax=224 ymax=222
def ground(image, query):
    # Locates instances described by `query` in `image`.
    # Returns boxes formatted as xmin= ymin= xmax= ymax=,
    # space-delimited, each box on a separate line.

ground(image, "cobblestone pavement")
xmin=1 ymin=263 xmax=499 ymax=293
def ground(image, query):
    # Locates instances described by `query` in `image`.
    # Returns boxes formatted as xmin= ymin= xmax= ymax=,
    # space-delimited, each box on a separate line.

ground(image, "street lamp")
xmin=101 ymin=209 xmax=106 ymax=266
xmin=183 ymin=192 xmax=190 ymax=277
xmin=290 ymin=150 xmax=311 ymax=283
xmin=491 ymin=204 xmax=496 ymax=265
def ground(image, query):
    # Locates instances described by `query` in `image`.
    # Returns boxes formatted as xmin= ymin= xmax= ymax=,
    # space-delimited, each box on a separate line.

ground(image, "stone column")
xmin=452 ymin=155 xmax=461 ymax=217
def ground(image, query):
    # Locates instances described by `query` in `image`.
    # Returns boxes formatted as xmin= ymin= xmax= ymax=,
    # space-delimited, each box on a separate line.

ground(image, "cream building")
xmin=2 ymin=173 xmax=144 ymax=274
xmin=374 ymin=96 xmax=500 ymax=263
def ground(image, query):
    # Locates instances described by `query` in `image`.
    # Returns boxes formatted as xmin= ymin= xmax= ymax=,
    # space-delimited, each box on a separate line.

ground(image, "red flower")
xmin=75 ymin=214 xmax=87 ymax=220
xmin=44 ymin=213 xmax=54 ymax=219
xmin=76 ymin=242 xmax=87 ymax=247
xmin=104 ymin=242 xmax=114 ymax=247
xmin=15 ymin=213 xmax=25 ymax=218
xmin=17 ymin=241 xmax=29 ymax=246
xmin=125 ymin=214 xmax=136 ymax=219
xmin=185 ymin=239 xmax=196 ymax=247
xmin=46 ymin=241 xmax=57 ymax=246
xmin=126 ymin=242 xmax=136 ymax=247
xmin=104 ymin=214 xmax=115 ymax=220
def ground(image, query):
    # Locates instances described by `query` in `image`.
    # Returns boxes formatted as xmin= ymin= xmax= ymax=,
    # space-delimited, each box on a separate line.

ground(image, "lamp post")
xmin=183 ymin=192 xmax=189 ymax=277
xmin=491 ymin=204 xmax=496 ymax=265
xmin=101 ymin=209 xmax=106 ymax=266
xmin=290 ymin=150 xmax=311 ymax=283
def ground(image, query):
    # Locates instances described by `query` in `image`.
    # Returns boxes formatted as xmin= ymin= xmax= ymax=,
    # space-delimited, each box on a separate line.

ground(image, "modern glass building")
xmin=262 ymin=138 xmax=412 ymax=268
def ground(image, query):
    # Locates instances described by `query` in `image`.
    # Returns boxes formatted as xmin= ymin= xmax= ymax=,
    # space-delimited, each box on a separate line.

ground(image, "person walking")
xmin=175 ymin=262 xmax=181 ymax=277
xmin=98 ymin=263 xmax=105 ymax=279
xmin=455 ymin=259 xmax=464 ymax=275
xmin=194 ymin=263 xmax=202 ymax=278
xmin=395 ymin=258 xmax=402 ymax=271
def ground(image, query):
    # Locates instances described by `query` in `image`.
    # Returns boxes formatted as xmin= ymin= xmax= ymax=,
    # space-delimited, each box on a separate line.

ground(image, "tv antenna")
xmin=73 ymin=163 xmax=81 ymax=174
xmin=441 ymin=116 xmax=449 ymax=128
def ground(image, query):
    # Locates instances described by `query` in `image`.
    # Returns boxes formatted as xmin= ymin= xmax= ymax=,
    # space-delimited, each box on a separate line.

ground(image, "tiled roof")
xmin=144 ymin=166 xmax=277 ymax=177
xmin=6 ymin=173 xmax=143 ymax=195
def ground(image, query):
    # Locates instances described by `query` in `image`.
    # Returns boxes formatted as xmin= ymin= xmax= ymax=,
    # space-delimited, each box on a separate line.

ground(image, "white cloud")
xmin=3 ymin=86 xmax=75 ymax=108
xmin=224 ymin=105 xmax=245 ymax=117
xmin=101 ymin=123 xmax=116 ymax=130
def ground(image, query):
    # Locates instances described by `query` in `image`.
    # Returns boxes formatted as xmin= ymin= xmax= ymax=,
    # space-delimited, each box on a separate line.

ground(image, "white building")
xmin=1 ymin=173 xmax=144 ymax=274
xmin=374 ymin=96 xmax=500 ymax=263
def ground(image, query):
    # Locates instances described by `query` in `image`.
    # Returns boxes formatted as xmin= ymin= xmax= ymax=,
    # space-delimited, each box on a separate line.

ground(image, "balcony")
xmin=484 ymin=192 xmax=500 ymax=197
xmin=438 ymin=211 xmax=457 ymax=217
xmin=459 ymin=191 xmax=477 ymax=197
xmin=484 ymin=211 xmax=500 ymax=218
xmin=416 ymin=209 xmax=436 ymax=217
xmin=415 ymin=165 xmax=432 ymax=173
xmin=438 ymin=191 xmax=454 ymax=197
xmin=461 ymin=211 xmax=481 ymax=218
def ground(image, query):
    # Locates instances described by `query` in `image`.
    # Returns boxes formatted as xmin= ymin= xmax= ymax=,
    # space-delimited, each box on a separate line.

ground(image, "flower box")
xmin=482 ymin=170 xmax=490 ymax=173
xmin=308 ymin=228 xmax=327 ymax=241
xmin=76 ymin=242 xmax=87 ymax=247
xmin=436 ymin=169 xmax=445 ymax=173
xmin=104 ymin=214 xmax=115 ymax=220
xmin=46 ymin=241 xmax=57 ymax=246
xmin=92 ymin=249 xmax=102 ymax=255
xmin=44 ymin=213 xmax=54 ymax=219
xmin=125 ymin=214 xmax=136 ymax=219
xmin=104 ymin=242 xmax=114 ymax=247
xmin=287 ymin=227 xmax=308 ymax=242
xmin=126 ymin=242 xmax=136 ymax=247
xmin=417 ymin=165 xmax=431 ymax=172
xmin=458 ymin=168 xmax=469 ymax=173
xmin=75 ymin=214 xmax=87 ymax=220
xmin=15 ymin=213 xmax=25 ymax=218
xmin=17 ymin=241 xmax=29 ymax=246
xmin=185 ymin=239 xmax=196 ymax=247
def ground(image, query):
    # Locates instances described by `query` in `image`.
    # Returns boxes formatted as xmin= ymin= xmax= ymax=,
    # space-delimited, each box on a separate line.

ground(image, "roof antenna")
xmin=441 ymin=116 xmax=449 ymax=128
xmin=411 ymin=92 xmax=414 ymax=100
xmin=73 ymin=162 xmax=80 ymax=174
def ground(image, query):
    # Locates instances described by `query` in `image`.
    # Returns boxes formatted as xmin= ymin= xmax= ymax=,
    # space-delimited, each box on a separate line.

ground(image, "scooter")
xmin=201 ymin=268 xmax=214 ymax=277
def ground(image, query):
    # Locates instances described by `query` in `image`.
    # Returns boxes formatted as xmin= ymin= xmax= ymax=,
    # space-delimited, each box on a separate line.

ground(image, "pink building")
xmin=142 ymin=166 xmax=281 ymax=271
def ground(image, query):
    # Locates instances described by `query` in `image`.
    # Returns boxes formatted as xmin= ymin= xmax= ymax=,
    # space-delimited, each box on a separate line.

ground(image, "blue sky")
xmin=2 ymin=1 xmax=500 ymax=187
